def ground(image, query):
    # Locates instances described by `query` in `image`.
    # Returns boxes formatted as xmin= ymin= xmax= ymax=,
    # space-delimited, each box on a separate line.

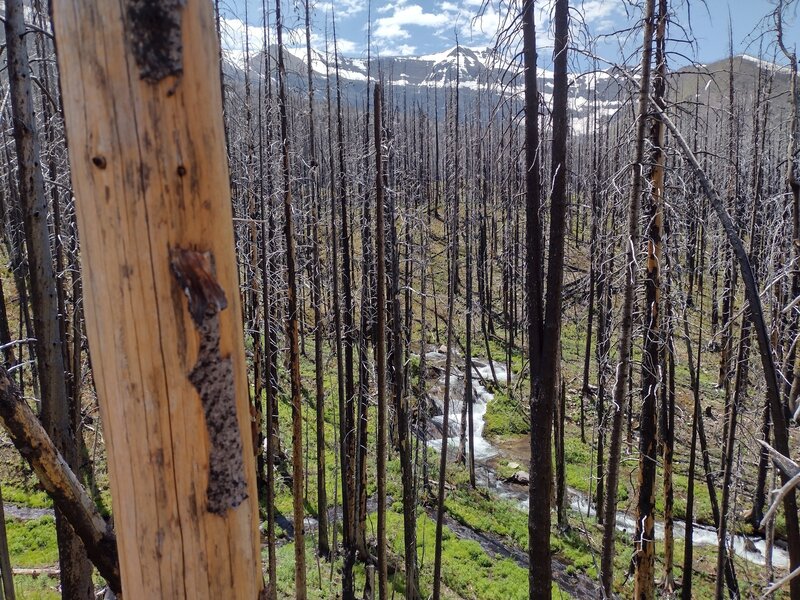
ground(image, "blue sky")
xmin=219 ymin=0 xmax=799 ymax=67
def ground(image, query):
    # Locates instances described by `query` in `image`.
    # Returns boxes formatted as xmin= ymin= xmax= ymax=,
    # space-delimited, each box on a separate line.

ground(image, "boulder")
xmin=506 ymin=471 xmax=530 ymax=486
xmin=436 ymin=344 xmax=461 ymax=357
xmin=743 ymin=537 xmax=760 ymax=554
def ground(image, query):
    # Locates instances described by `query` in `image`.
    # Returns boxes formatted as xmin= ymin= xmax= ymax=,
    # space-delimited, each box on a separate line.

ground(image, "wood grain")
xmin=51 ymin=1 xmax=262 ymax=597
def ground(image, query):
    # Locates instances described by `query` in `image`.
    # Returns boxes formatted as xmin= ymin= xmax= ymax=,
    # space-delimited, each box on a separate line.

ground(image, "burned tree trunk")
xmin=600 ymin=1 xmax=656 ymax=595
xmin=776 ymin=2 xmax=800 ymax=423
xmin=527 ymin=0 xmax=570 ymax=595
xmin=5 ymin=0 xmax=94 ymax=596
xmin=0 ymin=484 xmax=13 ymax=600
xmin=657 ymin=88 xmax=800 ymax=600
xmin=332 ymin=20 xmax=357 ymax=598
xmin=522 ymin=0 xmax=545 ymax=594
xmin=303 ymin=0 xmax=329 ymax=561
xmin=0 ymin=364 xmax=119 ymax=593
xmin=633 ymin=1 xmax=666 ymax=595
xmin=275 ymin=1 xmax=307 ymax=595
xmin=374 ymin=82 xmax=389 ymax=600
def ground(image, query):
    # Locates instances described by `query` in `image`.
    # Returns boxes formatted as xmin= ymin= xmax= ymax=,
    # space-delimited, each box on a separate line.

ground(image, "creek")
xmin=421 ymin=350 xmax=790 ymax=571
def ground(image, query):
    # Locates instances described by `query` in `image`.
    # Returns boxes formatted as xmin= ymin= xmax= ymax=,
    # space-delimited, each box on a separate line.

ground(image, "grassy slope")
xmin=481 ymin=236 xmax=789 ymax=597
xmin=269 ymin=360 xmax=577 ymax=599
xmin=0 ymin=213 xmax=792 ymax=598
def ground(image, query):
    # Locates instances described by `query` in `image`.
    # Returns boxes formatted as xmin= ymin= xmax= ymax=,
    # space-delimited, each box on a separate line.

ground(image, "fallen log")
xmin=12 ymin=567 xmax=59 ymax=578
xmin=0 ymin=365 xmax=121 ymax=592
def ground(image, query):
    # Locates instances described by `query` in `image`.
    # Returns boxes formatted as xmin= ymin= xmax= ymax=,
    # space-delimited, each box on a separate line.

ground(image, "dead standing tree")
xmin=600 ymin=1 xmax=655 ymax=595
xmin=51 ymin=1 xmax=263 ymax=597
xmin=633 ymin=0 xmax=666 ymax=595
xmin=303 ymin=0 xmax=330 ymax=562
xmin=654 ymin=91 xmax=800 ymax=600
xmin=526 ymin=0 xmax=570 ymax=596
xmin=0 ymin=363 xmax=120 ymax=592
xmin=5 ymin=0 xmax=94 ymax=596
xmin=777 ymin=2 xmax=800 ymax=421
xmin=275 ymin=0 xmax=307 ymax=595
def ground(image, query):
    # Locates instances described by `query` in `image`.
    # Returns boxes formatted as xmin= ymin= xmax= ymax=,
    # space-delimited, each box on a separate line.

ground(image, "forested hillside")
xmin=0 ymin=0 xmax=798 ymax=599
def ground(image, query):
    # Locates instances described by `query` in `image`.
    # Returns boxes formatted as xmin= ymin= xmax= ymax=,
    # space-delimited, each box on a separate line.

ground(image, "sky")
xmin=218 ymin=0 xmax=800 ymax=68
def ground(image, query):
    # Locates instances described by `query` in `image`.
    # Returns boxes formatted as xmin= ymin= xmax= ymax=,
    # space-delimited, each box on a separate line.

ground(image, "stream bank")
xmin=420 ymin=348 xmax=790 ymax=575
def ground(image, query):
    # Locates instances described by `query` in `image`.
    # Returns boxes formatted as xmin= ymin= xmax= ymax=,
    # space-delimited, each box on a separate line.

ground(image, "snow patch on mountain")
xmin=740 ymin=54 xmax=789 ymax=72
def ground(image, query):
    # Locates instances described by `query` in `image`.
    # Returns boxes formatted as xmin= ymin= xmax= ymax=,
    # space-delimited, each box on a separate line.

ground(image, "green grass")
xmin=445 ymin=485 xmax=528 ymax=547
xmin=6 ymin=575 xmax=61 ymax=600
xmin=264 ymin=347 xmax=585 ymax=599
xmin=274 ymin=542 xmax=349 ymax=599
xmin=6 ymin=516 xmax=58 ymax=568
xmin=0 ymin=229 xmax=782 ymax=600
xmin=484 ymin=389 xmax=529 ymax=437
xmin=483 ymin=338 xmax=525 ymax=375
xmin=384 ymin=508 xmax=567 ymax=599
xmin=272 ymin=507 xmax=570 ymax=600
xmin=3 ymin=486 xmax=52 ymax=510
xmin=552 ymin=528 xmax=599 ymax=579
xmin=273 ymin=322 xmax=779 ymax=598
xmin=563 ymin=434 xmax=629 ymax=503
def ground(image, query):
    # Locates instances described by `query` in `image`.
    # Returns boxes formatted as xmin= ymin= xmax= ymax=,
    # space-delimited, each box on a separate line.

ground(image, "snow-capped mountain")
xmin=238 ymin=44 xmax=508 ymax=90
xmin=228 ymin=44 xmax=623 ymax=113
xmin=223 ymin=44 xmax=793 ymax=127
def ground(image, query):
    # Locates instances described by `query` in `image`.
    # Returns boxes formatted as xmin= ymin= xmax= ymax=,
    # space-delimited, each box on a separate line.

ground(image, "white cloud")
xmin=219 ymin=15 xmax=361 ymax=67
xmin=377 ymin=43 xmax=418 ymax=56
xmin=317 ymin=0 xmax=366 ymax=18
xmin=374 ymin=21 xmax=412 ymax=40
xmin=374 ymin=3 xmax=451 ymax=41
xmin=465 ymin=5 xmax=501 ymax=39
xmin=220 ymin=0 xmax=629 ymax=65
xmin=425 ymin=0 xmax=503 ymax=48
xmin=377 ymin=0 xmax=408 ymax=12
xmin=580 ymin=0 xmax=623 ymax=24
xmin=331 ymin=37 xmax=360 ymax=55
xmin=219 ymin=17 xmax=267 ymax=67
xmin=371 ymin=2 xmax=459 ymax=55
xmin=304 ymin=31 xmax=359 ymax=55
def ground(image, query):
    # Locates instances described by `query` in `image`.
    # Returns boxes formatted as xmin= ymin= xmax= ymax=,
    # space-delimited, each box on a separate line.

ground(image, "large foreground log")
xmin=50 ymin=1 xmax=263 ymax=597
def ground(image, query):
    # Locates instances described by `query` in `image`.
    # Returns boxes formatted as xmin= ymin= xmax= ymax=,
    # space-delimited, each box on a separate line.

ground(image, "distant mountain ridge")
xmin=223 ymin=45 xmax=793 ymax=124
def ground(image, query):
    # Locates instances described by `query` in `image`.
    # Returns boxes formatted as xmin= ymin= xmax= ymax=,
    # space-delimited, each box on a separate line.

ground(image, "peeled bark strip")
xmin=0 ymin=365 xmax=120 ymax=592
xmin=51 ymin=1 xmax=263 ymax=597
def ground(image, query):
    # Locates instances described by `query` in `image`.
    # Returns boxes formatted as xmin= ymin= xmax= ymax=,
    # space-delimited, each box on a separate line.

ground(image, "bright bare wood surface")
xmin=51 ymin=1 xmax=262 ymax=597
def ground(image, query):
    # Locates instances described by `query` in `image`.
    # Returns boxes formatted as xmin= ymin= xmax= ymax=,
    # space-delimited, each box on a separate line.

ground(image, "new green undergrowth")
xmin=6 ymin=516 xmax=59 ymax=568
xmin=483 ymin=389 xmax=529 ymax=437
